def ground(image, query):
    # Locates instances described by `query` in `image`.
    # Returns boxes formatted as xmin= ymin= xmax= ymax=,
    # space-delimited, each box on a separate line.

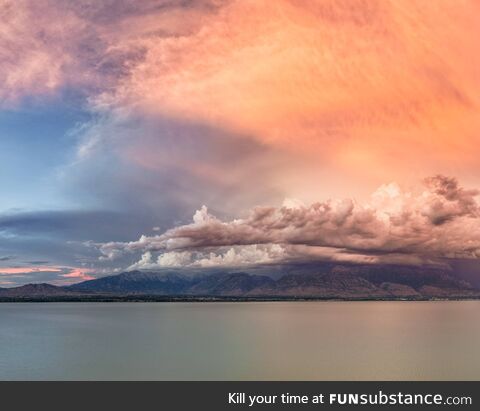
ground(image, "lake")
xmin=0 ymin=301 xmax=479 ymax=380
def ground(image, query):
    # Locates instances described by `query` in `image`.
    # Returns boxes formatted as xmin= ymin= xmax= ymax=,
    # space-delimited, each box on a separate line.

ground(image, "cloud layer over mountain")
xmin=99 ymin=175 xmax=480 ymax=269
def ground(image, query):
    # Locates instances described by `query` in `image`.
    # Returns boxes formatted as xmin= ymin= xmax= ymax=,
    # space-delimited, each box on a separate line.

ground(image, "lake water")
xmin=0 ymin=301 xmax=479 ymax=380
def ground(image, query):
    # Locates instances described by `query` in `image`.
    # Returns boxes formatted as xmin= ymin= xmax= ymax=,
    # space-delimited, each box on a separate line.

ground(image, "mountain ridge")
xmin=1 ymin=263 xmax=479 ymax=300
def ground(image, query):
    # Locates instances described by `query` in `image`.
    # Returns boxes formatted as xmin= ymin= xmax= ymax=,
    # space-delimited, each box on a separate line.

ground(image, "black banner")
xmin=0 ymin=382 xmax=477 ymax=410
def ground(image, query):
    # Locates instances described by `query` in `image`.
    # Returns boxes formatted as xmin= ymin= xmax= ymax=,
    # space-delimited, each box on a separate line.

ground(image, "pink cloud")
xmin=0 ymin=266 xmax=95 ymax=284
xmin=0 ymin=1 xmax=223 ymax=105
xmin=6 ymin=1 xmax=479 ymax=172
xmin=60 ymin=269 xmax=95 ymax=281
xmin=0 ymin=1 xmax=78 ymax=104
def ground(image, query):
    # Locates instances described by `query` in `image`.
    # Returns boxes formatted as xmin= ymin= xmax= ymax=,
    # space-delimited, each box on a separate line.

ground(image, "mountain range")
xmin=1 ymin=263 xmax=479 ymax=300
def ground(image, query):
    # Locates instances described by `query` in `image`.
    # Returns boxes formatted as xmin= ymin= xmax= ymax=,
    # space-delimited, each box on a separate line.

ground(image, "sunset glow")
xmin=1 ymin=0 xmax=479 ymax=285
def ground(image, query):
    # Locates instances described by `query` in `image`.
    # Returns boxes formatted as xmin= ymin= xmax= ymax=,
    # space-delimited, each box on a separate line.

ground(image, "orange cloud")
xmin=5 ymin=1 xmax=480 ymax=148
xmin=98 ymin=0 xmax=480 ymax=193
xmin=4 ymin=1 xmax=480 ymax=202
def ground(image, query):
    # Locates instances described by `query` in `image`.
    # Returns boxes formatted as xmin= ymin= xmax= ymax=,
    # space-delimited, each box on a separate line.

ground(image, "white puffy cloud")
xmin=128 ymin=244 xmax=287 ymax=269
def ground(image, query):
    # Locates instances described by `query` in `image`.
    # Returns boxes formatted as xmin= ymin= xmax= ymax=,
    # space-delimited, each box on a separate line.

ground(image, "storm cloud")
xmin=101 ymin=176 xmax=480 ymax=268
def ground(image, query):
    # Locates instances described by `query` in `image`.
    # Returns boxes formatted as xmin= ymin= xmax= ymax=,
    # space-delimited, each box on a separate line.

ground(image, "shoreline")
xmin=1 ymin=295 xmax=480 ymax=303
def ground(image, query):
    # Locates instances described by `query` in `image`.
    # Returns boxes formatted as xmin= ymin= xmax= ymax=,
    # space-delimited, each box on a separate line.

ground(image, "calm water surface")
xmin=0 ymin=301 xmax=479 ymax=380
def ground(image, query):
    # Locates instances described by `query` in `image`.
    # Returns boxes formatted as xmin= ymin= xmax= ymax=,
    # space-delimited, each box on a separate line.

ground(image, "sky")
xmin=1 ymin=0 xmax=480 ymax=286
